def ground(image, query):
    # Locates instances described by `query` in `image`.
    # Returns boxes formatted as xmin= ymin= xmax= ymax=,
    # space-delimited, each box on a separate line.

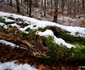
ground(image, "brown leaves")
xmin=39 ymin=64 xmax=46 ymax=70
xmin=22 ymin=40 xmax=34 ymax=48
xmin=0 ymin=43 xmax=80 ymax=70
xmin=22 ymin=35 xmax=47 ymax=57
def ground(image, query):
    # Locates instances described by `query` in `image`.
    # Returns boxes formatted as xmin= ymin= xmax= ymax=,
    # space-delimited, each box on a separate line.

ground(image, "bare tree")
xmin=21 ymin=0 xmax=23 ymax=6
xmin=15 ymin=0 xmax=20 ymax=13
xmin=82 ymin=0 xmax=85 ymax=10
xmin=53 ymin=0 xmax=58 ymax=23
xmin=44 ymin=0 xmax=47 ymax=17
xmin=73 ymin=0 xmax=76 ymax=17
xmin=29 ymin=0 xmax=32 ymax=17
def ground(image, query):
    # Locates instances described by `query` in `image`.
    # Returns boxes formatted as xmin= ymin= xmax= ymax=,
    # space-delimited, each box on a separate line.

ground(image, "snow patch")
xmin=0 ymin=11 xmax=85 ymax=37
xmin=0 ymin=39 xmax=19 ymax=48
xmin=5 ymin=18 xmax=14 ymax=22
xmin=0 ymin=61 xmax=38 ymax=70
xmin=0 ymin=22 xmax=7 ymax=29
xmin=36 ymin=30 xmax=74 ymax=48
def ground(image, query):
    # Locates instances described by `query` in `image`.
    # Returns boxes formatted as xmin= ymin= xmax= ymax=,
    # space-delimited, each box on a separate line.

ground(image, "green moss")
xmin=10 ymin=28 xmax=15 ymax=33
xmin=58 ymin=31 xmax=85 ymax=59
xmin=72 ymin=45 xmax=85 ymax=59
xmin=25 ymin=28 xmax=30 ymax=31
xmin=8 ymin=17 xmax=15 ymax=20
xmin=26 ymin=28 xmax=36 ymax=35
xmin=42 ymin=36 xmax=57 ymax=52
xmin=1 ymin=26 xmax=6 ymax=33
xmin=33 ymin=25 xmax=36 ymax=27
xmin=21 ymin=32 xmax=27 ymax=39
xmin=38 ymin=27 xmax=46 ymax=31
xmin=42 ymin=35 xmax=72 ymax=58
xmin=58 ymin=31 xmax=85 ymax=45
xmin=0 ymin=17 xmax=14 ymax=24
xmin=5 ymin=22 xmax=15 ymax=25
xmin=38 ymin=36 xmax=57 ymax=63
xmin=39 ymin=37 xmax=73 ymax=63
xmin=39 ymin=34 xmax=85 ymax=64
xmin=0 ymin=17 xmax=5 ymax=23
xmin=17 ymin=23 xmax=28 ymax=28
xmin=56 ymin=46 xmax=71 ymax=59
xmin=29 ymin=29 xmax=36 ymax=35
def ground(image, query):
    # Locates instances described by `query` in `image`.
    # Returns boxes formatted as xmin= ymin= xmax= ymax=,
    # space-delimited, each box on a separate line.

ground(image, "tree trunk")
xmin=73 ymin=0 xmax=76 ymax=18
xmin=61 ymin=0 xmax=65 ymax=15
xmin=10 ymin=0 xmax=12 ymax=6
xmin=44 ymin=0 xmax=47 ymax=17
xmin=27 ymin=0 xmax=29 ymax=14
xmin=53 ymin=0 xmax=58 ymax=23
xmin=82 ymin=0 xmax=85 ymax=10
xmin=15 ymin=0 xmax=20 ymax=13
xmin=21 ymin=0 xmax=23 ymax=6
xmin=29 ymin=0 xmax=32 ymax=17
xmin=50 ymin=0 xmax=53 ymax=12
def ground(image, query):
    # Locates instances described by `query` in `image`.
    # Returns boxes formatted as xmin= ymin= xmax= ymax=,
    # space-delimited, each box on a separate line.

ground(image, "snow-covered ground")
xmin=0 ymin=11 xmax=85 ymax=37
xmin=0 ymin=61 xmax=38 ymax=70
xmin=58 ymin=16 xmax=85 ymax=26
xmin=37 ymin=29 xmax=74 ymax=48
xmin=0 ymin=39 xmax=28 ymax=50
xmin=58 ymin=16 xmax=77 ymax=25
xmin=0 ymin=39 xmax=19 ymax=48
xmin=0 ymin=11 xmax=85 ymax=48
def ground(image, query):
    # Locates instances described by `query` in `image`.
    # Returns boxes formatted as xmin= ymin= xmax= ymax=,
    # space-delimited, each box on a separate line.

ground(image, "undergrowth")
xmin=17 ymin=23 xmax=28 ymax=28
xmin=0 ymin=17 xmax=5 ymax=23
xmin=42 ymin=36 xmax=57 ymax=52
xmin=58 ymin=31 xmax=85 ymax=45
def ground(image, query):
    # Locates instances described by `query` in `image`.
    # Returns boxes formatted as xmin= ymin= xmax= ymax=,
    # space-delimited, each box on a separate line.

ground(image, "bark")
xmin=61 ymin=0 xmax=65 ymax=15
xmin=82 ymin=0 xmax=85 ymax=10
xmin=29 ymin=0 xmax=32 ymax=17
xmin=15 ymin=0 xmax=20 ymax=13
xmin=53 ymin=0 xmax=58 ymax=23
xmin=73 ymin=0 xmax=76 ymax=17
xmin=44 ymin=0 xmax=47 ymax=17
xmin=10 ymin=0 xmax=12 ymax=6
xmin=27 ymin=0 xmax=29 ymax=14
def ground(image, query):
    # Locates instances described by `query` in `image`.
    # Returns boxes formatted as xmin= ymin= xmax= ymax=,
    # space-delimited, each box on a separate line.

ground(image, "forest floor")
xmin=0 ymin=43 xmax=83 ymax=70
xmin=0 ymin=4 xmax=85 ymax=70
xmin=0 ymin=4 xmax=17 ymax=13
